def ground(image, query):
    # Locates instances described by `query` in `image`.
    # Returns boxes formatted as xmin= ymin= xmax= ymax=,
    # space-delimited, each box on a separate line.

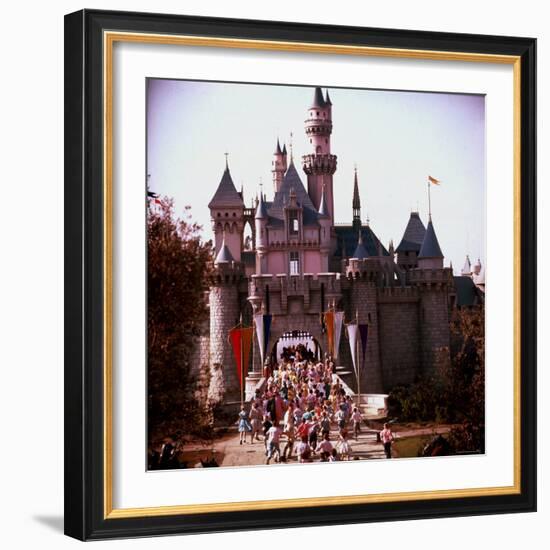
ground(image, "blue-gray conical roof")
xmin=208 ymin=166 xmax=244 ymax=209
xmin=396 ymin=212 xmax=426 ymax=253
xmin=418 ymin=219 xmax=443 ymax=258
xmin=255 ymin=191 xmax=269 ymax=219
xmin=215 ymin=235 xmax=235 ymax=264
xmin=352 ymin=231 xmax=369 ymax=260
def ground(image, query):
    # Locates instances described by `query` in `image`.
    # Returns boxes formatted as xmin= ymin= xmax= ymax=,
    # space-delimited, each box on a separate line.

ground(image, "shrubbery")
xmin=388 ymin=307 xmax=485 ymax=433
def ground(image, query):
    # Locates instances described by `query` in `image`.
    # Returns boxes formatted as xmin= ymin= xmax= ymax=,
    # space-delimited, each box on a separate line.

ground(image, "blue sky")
xmin=147 ymin=79 xmax=486 ymax=272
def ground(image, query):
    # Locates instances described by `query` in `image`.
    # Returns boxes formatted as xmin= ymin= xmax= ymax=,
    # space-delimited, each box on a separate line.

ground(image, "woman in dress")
xmin=237 ymin=405 xmax=252 ymax=445
xmin=337 ymin=429 xmax=352 ymax=460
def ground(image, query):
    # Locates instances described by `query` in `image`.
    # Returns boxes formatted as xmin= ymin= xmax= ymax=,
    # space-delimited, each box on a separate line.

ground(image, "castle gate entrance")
xmin=271 ymin=330 xmax=322 ymax=365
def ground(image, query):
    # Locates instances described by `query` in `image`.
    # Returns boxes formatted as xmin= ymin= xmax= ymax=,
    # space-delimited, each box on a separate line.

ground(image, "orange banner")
xmin=229 ymin=326 xmax=254 ymax=387
xmin=324 ymin=311 xmax=335 ymax=357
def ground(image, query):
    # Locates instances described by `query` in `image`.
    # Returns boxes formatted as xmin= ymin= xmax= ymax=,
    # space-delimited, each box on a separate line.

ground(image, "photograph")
xmin=146 ymin=80 xmax=487 ymax=471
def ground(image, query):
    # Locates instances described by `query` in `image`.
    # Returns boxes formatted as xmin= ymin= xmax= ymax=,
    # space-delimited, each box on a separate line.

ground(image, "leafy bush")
xmin=388 ymin=306 xmax=485 ymax=429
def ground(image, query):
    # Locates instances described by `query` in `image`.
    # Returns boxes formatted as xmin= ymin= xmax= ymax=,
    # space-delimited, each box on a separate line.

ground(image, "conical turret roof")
xmin=215 ymin=234 xmax=235 ymax=264
xmin=208 ymin=165 xmax=244 ymax=209
xmin=255 ymin=191 xmax=269 ymax=219
xmin=418 ymin=219 xmax=444 ymax=258
xmin=310 ymin=86 xmax=326 ymax=109
xmin=274 ymin=138 xmax=283 ymax=155
xmin=352 ymin=231 xmax=369 ymax=260
xmin=396 ymin=212 xmax=426 ymax=253
xmin=461 ymin=255 xmax=472 ymax=275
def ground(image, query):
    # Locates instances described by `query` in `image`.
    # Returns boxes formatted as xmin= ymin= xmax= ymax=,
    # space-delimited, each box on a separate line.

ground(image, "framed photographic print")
xmin=64 ymin=9 xmax=536 ymax=540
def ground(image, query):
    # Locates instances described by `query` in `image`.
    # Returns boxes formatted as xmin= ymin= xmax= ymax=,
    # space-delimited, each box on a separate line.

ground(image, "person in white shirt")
xmin=315 ymin=433 xmax=334 ymax=455
xmin=266 ymin=423 xmax=282 ymax=464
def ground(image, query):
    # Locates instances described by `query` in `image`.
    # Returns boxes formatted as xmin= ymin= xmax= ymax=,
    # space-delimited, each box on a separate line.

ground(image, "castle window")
xmin=289 ymin=251 xmax=300 ymax=275
xmin=289 ymin=211 xmax=299 ymax=236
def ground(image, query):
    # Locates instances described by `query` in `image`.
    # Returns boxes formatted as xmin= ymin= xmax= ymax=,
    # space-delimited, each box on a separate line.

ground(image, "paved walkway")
xmin=178 ymin=424 xmax=452 ymax=467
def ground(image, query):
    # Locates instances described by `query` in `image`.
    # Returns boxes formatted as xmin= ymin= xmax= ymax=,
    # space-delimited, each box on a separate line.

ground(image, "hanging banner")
xmin=254 ymin=313 xmax=272 ymax=365
xmin=359 ymin=324 xmax=369 ymax=368
xmin=229 ymin=326 xmax=254 ymax=387
xmin=347 ymin=323 xmax=359 ymax=377
xmin=324 ymin=311 xmax=335 ymax=357
xmin=333 ymin=311 xmax=344 ymax=360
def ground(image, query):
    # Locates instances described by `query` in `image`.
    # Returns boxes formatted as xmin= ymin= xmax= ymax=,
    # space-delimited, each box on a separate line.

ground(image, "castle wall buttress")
xmin=419 ymin=288 xmax=451 ymax=377
xmin=347 ymin=277 xmax=384 ymax=393
xmin=377 ymin=291 xmax=421 ymax=389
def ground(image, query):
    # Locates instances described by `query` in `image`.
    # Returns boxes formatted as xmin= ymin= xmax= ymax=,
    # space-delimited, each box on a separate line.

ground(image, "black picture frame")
xmin=64 ymin=9 xmax=536 ymax=541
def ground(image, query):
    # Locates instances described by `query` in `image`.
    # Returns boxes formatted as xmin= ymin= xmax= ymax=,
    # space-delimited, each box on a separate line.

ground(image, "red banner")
xmin=229 ymin=326 xmax=254 ymax=387
xmin=324 ymin=311 xmax=335 ymax=357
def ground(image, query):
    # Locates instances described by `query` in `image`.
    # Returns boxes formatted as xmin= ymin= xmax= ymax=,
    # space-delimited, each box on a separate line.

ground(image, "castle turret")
xmin=272 ymin=139 xmax=286 ymax=193
xmin=472 ymin=257 xmax=482 ymax=275
xmin=208 ymin=158 xmax=245 ymax=262
xmin=410 ymin=217 xmax=451 ymax=376
xmin=254 ymin=191 xmax=269 ymax=274
xmin=209 ymin=244 xmax=244 ymax=401
xmin=417 ymin=218 xmax=444 ymax=269
xmin=345 ymin=240 xmax=384 ymax=393
xmin=396 ymin=211 xmax=426 ymax=269
xmin=461 ymin=255 xmax=472 ymax=276
xmin=302 ymin=87 xmax=337 ymax=223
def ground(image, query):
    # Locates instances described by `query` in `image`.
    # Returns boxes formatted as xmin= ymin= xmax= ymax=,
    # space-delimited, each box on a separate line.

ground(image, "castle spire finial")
xmin=224 ymin=152 xmax=229 ymax=170
xmin=289 ymin=131 xmax=294 ymax=163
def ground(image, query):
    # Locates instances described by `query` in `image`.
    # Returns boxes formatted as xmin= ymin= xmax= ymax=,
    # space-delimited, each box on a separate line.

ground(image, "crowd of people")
xmin=237 ymin=346 xmax=394 ymax=464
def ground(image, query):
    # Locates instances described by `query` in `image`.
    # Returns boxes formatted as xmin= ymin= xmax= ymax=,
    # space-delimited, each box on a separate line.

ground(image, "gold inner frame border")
xmin=102 ymin=30 xmax=522 ymax=519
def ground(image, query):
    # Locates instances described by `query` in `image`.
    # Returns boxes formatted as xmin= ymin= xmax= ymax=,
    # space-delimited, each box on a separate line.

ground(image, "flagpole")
xmin=427 ymin=179 xmax=432 ymax=220
xmin=240 ymin=313 xmax=244 ymax=408
xmin=356 ymin=309 xmax=360 ymax=408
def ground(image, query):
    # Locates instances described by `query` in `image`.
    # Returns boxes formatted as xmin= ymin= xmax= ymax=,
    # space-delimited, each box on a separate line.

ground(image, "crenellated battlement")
xmin=377 ymin=286 xmax=419 ymax=302
xmin=409 ymin=267 xmax=453 ymax=288
xmin=211 ymin=261 xmax=245 ymax=286
xmin=248 ymin=272 xmax=341 ymax=315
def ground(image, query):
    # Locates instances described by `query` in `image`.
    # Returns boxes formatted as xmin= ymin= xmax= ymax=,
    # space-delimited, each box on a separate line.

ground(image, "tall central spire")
xmin=302 ymin=87 xmax=337 ymax=223
xmin=352 ymin=166 xmax=361 ymax=232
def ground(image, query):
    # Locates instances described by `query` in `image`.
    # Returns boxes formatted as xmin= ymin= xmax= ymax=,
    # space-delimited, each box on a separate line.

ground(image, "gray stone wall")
xmin=209 ymin=285 xmax=241 ymax=401
xmin=378 ymin=301 xmax=420 ymax=389
xmin=419 ymin=288 xmax=451 ymax=376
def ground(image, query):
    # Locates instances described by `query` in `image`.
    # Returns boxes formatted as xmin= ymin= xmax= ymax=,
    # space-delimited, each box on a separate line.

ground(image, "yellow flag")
xmin=428 ymin=175 xmax=441 ymax=185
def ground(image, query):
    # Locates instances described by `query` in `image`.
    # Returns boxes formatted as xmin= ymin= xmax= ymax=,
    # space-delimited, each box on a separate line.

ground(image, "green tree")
xmin=388 ymin=305 xmax=485 ymax=449
xmin=147 ymin=197 xmax=214 ymax=443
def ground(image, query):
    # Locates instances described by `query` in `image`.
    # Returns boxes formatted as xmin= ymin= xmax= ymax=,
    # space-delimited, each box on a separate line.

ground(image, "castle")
xmin=204 ymin=87 xmax=483 ymax=401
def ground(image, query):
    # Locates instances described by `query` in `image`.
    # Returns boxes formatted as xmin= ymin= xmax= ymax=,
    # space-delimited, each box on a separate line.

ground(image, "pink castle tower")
xmin=302 ymin=87 xmax=337 ymax=224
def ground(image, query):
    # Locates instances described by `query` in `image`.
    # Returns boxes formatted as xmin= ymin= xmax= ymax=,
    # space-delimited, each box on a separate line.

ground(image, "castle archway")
xmin=271 ymin=330 xmax=322 ymax=365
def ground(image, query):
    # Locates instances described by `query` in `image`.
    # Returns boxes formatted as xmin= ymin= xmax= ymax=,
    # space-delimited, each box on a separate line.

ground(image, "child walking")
xmin=380 ymin=423 xmax=394 ymax=459
xmin=237 ymin=405 xmax=252 ymax=445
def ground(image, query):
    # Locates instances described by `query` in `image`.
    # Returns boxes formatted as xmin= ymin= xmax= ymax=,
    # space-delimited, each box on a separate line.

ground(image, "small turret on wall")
xmin=410 ymin=217 xmax=452 ymax=377
xmin=345 ymin=243 xmax=384 ymax=394
xmin=208 ymin=253 xmax=243 ymax=403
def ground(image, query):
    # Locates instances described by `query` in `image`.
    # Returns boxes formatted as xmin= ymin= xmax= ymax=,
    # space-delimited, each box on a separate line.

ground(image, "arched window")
xmin=316 ymin=145 xmax=322 ymax=154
